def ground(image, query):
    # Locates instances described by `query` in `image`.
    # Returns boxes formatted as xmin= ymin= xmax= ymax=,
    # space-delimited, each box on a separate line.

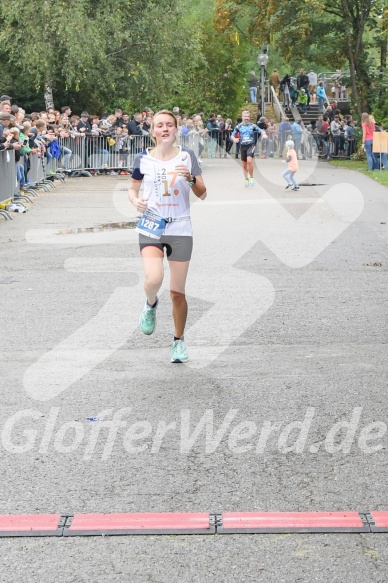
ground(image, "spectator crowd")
xmin=0 ymin=81 xmax=386 ymax=205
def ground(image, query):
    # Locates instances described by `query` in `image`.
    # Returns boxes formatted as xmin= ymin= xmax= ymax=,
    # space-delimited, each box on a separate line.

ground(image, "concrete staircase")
xmin=286 ymin=102 xmax=320 ymax=125
xmin=286 ymin=100 xmax=351 ymax=125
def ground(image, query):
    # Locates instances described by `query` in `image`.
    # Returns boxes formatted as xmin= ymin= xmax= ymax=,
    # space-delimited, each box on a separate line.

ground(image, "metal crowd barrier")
xmin=28 ymin=152 xmax=45 ymax=184
xmin=0 ymin=150 xmax=17 ymax=219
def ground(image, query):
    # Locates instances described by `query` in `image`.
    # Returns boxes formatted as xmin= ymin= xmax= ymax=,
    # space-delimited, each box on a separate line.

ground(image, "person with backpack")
xmin=289 ymin=84 xmax=299 ymax=107
xmin=280 ymin=74 xmax=291 ymax=110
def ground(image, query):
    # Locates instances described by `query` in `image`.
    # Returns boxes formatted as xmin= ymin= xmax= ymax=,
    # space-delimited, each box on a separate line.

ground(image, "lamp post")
xmin=257 ymin=52 xmax=269 ymax=117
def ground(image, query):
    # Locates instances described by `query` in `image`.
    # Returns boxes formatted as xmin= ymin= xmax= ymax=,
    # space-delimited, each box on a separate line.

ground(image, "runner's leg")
xmin=247 ymin=155 xmax=254 ymax=178
xmin=242 ymin=160 xmax=248 ymax=179
xmin=169 ymin=260 xmax=190 ymax=338
xmin=141 ymin=245 xmax=164 ymax=305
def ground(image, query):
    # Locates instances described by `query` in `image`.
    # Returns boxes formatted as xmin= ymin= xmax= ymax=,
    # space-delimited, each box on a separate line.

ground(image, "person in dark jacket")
xmin=296 ymin=69 xmax=310 ymax=107
xmin=76 ymin=111 xmax=92 ymax=134
xmin=278 ymin=116 xmax=292 ymax=156
xmin=127 ymin=113 xmax=143 ymax=137
xmin=280 ymin=74 xmax=291 ymax=109
xmin=206 ymin=116 xmax=220 ymax=158
xmin=128 ymin=113 xmax=144 ymax=154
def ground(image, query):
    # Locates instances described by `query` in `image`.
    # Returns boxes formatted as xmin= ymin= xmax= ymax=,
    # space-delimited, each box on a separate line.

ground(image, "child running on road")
xmin=282 ymin=140 xmax=300 ymax=191
xmin=128 ymin=110 xmax=207 ymax=363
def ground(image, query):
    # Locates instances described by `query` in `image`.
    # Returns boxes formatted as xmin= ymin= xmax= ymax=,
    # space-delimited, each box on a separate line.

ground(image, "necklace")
xmin=150 ymin=146 xmax=179 ymax=159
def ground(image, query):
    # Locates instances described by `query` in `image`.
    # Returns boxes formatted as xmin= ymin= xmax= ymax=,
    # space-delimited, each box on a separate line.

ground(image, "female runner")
xmin=128 ymin=110 xmax=207 ymax=363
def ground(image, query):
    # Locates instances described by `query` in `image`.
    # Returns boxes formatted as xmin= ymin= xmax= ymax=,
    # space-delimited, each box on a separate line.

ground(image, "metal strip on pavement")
xmin=0 ymin=514 xmax=65 ymax=537
xmin=366 ymin=512 xmax=388 ymax=533
xmin=63 ymin=512 xmax=216 ymax=536
xmin=217 ymin=512 xmax=370 ymax=534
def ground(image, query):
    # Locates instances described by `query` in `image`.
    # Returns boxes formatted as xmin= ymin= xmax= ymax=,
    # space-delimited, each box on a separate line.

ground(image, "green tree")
xmin=0 ymin=0 xmax=203 ymax=112
xmin=214 ymin=0 xmax=384 ymax=115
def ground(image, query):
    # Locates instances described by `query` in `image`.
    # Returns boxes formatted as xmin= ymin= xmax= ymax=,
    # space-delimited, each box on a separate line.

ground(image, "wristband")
xmin=187 ymin=175 xmax=196 ymax=186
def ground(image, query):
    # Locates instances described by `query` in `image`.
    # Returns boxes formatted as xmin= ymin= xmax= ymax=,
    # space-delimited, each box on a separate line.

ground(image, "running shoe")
xmin=249 ymin=177 xmax=254 ymax=187
xmin=171 ymin=338 xmax=189 ymax=363
xmin=291 ymin=185 xmax=300 ymax=191
xmin=244 ymin=178 xmax=249 ymax=188
xmin=139 ymin=298 xmax=158 ymax=335
xmin=285 ymin=184 xmax=292 ymax=190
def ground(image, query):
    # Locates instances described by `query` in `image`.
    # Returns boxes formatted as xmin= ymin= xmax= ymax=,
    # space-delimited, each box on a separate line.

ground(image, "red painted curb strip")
xmin=369 ymin=511 xmax=388 ymax=532
xmin=0 ymin=514 xmax=63 ymax=537
xmin=64 ymin=512 xmax=215 ymax=536
xmin=218 ymin=512 xmax=369 ymax=533
xmin=0 ymin=511 xmax=383 ymax=537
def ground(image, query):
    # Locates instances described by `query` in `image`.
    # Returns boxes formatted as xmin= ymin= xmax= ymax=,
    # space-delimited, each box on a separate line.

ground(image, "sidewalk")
xmin=1 ymin=157 xmax=388 ymax=581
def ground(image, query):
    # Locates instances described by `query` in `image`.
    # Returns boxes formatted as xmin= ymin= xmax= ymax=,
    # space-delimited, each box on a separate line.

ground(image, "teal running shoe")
xmin=139 ymin=298 xmax=158 ymax=335
xmin=171 ymin=338 xmax=189 ymax=363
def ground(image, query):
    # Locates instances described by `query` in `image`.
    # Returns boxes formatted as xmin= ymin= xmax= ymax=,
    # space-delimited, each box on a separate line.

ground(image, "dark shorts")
xmin=139 ymin=234 xmax=193 ymax=262
xmin=240 ymin=143 xmax=255 ymax=161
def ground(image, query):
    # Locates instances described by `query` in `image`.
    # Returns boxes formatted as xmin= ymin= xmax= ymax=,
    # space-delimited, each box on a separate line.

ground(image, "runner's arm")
xmin=190 ymin=174 xmax=207 ymax=200
xmin=255 ymin=125 xmax=268 ymax=139
xmin=129 ymin=178 xmax=148 ymax=212
xmin=231 ymin=126 xmax=240 ymax=142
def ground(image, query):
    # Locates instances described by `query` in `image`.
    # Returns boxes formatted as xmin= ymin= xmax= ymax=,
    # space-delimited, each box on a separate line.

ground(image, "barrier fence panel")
xmin=0 ymin=150 xmax=16 ymax=205
xmin=45 ymin=155 xmax=59 ymax=177
xmin=56 ymin=136 xmax=87 ymax=173
xmin=28 ymin=153 xmax=45 ymax=184
xmin=74 ymin=135 xmax=148 ymax=172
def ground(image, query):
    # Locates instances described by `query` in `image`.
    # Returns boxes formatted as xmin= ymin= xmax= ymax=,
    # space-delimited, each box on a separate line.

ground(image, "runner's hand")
xmin=175 ymin=164 xmax=191 ymax=181
xmin=133 ymin=197 xmax=148 ymax=213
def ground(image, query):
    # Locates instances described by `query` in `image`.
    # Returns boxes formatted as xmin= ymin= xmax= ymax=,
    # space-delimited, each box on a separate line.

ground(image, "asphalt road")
xmin=0 ymin=157 xmax=388 ymax=582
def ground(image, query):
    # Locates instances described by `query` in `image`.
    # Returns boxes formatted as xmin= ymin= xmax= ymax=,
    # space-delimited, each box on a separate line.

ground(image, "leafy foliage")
xmin=214 ymin=0 xmax=387 ymax=117
xmin=0 ymin=0 xmax=386 ymax=120
xmin=0 ymin=0 xmax=203 ymax=113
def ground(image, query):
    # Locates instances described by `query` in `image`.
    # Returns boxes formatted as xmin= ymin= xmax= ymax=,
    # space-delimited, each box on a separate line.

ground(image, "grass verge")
xmin=328 ymin=159 xmax=388 ymax=187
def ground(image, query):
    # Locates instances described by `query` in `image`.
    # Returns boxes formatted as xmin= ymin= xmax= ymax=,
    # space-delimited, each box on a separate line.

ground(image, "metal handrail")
xmin=270 ymin=86 xmax=287 ymax=121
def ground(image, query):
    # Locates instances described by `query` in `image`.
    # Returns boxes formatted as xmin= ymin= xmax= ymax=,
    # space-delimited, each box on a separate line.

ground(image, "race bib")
xmin=136 ymin=208 xmax=167 ymax=239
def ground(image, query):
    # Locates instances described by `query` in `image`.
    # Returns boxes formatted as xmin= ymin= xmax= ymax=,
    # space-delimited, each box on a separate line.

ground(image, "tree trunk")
xmin=340 ymin=0 xmax=373 ymax=116
xmin=381 ymin=36 xmax=387 ymax=70
xmin=44 ymin=83 xmax=54 ymax=110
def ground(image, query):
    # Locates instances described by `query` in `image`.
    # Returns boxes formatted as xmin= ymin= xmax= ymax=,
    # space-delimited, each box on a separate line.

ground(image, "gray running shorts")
xmin=139 ymin=234 xmax=193 ymax=261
